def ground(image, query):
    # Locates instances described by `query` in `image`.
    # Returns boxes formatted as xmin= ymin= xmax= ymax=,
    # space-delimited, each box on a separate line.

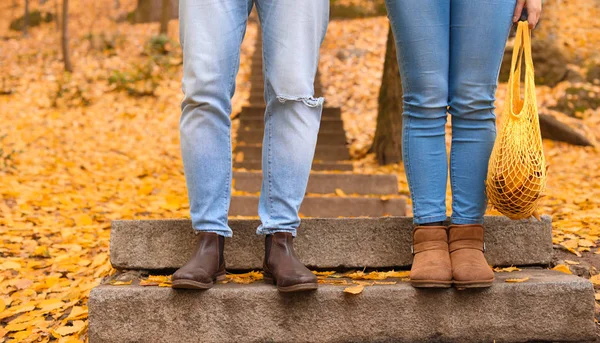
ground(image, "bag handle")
xmin=508 ymin=21 xmax=536 ymax=119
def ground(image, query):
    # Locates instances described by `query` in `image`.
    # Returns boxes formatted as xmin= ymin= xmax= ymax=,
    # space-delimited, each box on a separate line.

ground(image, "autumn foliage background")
xmin=1 ymin=0 xmax=600 ymax=341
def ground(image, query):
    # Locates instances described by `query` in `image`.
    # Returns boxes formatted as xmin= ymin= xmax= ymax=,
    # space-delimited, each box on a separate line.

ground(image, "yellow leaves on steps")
xmin=109 ymin=280 xmax=133 ymax=286
xmin=343 ymin=284 xmax=364 ymax=295
xmin=139 ymin=275 xmax=172 ymax=287
xmin=225 ymin=271 xmax=264 ymax=285
xmin=505 ymin=277 xmax=530 ymax=283
xmin=345 ymin=270 xmax=410 ymax=280
xmin=552 ymin=264 xmax=573 ymax=275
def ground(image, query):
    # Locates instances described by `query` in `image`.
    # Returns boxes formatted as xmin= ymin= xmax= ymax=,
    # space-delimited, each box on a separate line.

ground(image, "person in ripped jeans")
xmin=173 ymin=0 xmax=329 ymax=293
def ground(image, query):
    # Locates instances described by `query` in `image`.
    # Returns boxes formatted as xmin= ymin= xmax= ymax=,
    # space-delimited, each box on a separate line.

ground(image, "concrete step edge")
xmin=110 ymin=216 xmax=553 ymax=270
xmin=88 ymin=269 xmax=595 ymax=343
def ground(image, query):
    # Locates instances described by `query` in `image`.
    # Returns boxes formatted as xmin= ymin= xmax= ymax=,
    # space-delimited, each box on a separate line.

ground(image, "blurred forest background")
xmin=1 ymin=0 xmax=600 ymax=341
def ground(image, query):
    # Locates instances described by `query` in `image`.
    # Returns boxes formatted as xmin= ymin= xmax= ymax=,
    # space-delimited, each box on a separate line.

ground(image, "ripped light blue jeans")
xmin=179 ymin=0 xmax=329 ymax=237
xmin=385 ymin=0 xmax=516 ymax=225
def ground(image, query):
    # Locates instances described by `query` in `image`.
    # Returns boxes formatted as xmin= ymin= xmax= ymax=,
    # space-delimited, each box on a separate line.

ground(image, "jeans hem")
xmin=192 ymin=228 xmax=232 ymax=238
xmin=256 ymin=225 xmax=297 ymax=237
xmin=451 ymin=216 xmax=484 ymax=225
xmin=414 ymin=214 xmax=448 ymax=225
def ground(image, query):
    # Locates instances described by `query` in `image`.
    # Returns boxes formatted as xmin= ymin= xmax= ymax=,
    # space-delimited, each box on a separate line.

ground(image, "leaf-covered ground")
xmin=1 ymin=0 xmax=600 ymax=341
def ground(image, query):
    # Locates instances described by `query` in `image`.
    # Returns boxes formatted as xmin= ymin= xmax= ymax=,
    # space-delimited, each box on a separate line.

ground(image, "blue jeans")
xmin=179 ymin=0 xmax=329 ymax=237
xmin=385 ymin=0 xmax=516 ymax=225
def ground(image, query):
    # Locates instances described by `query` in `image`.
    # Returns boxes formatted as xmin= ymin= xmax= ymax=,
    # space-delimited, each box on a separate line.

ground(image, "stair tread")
xmin=89 ymin=269 xmax=595 ymax=343
xmin=110 ymin=216 xmax=552 ymax=271
xmin=233 ymin=171 xmax=397 ymax=195
xmin=234 ymin=160 xmax=354 ymax=171
xmin=229 ymin=195 xmax=406 ymax=217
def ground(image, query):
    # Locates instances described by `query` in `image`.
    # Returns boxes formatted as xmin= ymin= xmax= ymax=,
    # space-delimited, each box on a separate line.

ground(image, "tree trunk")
xmin=133 ymin=0 xmax=178 ymax=24
xmin=159 ymin=0 xmax=170 ymax=34
xmin=23 ymin=0 xmax=29 ymax=37
xmin=370 ymin=25 xmax=403 ymax=165
xmin=54 ymin=0 xmax=60 ymax=30
xmin=61 ymin=0 xmax=73 ymax=72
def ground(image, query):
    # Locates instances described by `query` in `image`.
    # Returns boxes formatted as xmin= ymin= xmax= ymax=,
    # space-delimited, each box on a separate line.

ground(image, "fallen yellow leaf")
xmin=74 ymin=214 xmax=93 ymax=226
xmin=31 ymin=246 xmax=51 ymax=258
xmin=589 ymin=275 xmax=600 ymax=286
xmin=552 ymin=264 xmax=572 ymax=275
xmin=66 ymin=306 xmax=88 ymax=321
xmin=4 ymin=322 xmax=29 ymax=332
xmin=505 ymin=277 xmax=530 ymax=283
xmin=335 ymin=188 xmax=347 ymax=197
xmin=343 ymin=284 xmax=364 ymax=294
xmin=318 ymin=279 xmax=349 ymax=285
xmin=53 ymin=320 xmax=86 ymax=337
xmin=0 ymin=261 xmax=21 ymax=271
xmin=109 ymin=280 xmax=132 ymax=286
xmin=493 ymin=266 xmax=521 ymax=272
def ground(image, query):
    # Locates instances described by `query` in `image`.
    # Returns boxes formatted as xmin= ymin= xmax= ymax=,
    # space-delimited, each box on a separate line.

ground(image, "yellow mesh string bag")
xmin=486 ymin=21 xmax=547 ymax=220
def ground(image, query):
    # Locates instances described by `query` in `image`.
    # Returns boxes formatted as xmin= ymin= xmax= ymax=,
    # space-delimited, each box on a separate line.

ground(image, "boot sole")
xmin=411 ymin=280 xmax=452 ymax=288
xmin=172 ymin=273 xmax=226 ymax=290
xmin=264 ymin=275 xmax=318 ymax=293
xmin=453 ymin=279 xmax=494 ymax=288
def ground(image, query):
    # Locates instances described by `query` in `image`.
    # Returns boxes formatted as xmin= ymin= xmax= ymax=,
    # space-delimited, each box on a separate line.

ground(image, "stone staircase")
xmin=88 ymin=33 xmax=596 ymax=342
xmin=230 ymin=34 xmax=406 ymax=218
xmin=89 ymin=215 xmax=596 ymax=342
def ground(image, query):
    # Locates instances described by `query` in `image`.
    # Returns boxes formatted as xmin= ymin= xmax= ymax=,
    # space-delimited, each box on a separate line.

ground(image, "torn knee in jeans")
xmin=276 ymin=95 xmax=324 ymax=108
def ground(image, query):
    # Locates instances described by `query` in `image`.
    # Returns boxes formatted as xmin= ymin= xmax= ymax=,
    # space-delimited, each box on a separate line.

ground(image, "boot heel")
xmin=263 ymin=273 xmax=276 ymax=285
xmin=215 ymin=273 xmax=226 ymax=283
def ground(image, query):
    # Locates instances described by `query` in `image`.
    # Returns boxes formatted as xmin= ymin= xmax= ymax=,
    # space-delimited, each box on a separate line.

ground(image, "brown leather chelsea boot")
xmin=263 ymin=232 xmax=318 ymax=293
xmin=172 ymin=232 xmax=226 ymax=290
xmin=448 ymin=224 xmax=494 ymax=288
xmin=410 ymin=225 xmax=452 ymax=288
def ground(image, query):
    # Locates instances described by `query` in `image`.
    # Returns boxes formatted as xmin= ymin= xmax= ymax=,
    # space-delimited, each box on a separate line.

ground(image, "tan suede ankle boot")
xmin=410 ymin=226 xmax=452 ymax=288
xmin=448 ymin=224 xmax=495 ymax=288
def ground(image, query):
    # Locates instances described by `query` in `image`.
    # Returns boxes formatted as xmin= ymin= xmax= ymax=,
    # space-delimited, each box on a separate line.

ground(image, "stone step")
xmin=240 ymin=118 xmax=344 ymax=132
xmin=233 ymin=171 xmax=397 ymax=195
xmin=237 ymin=128 xmax=347 ymax=145
xmin=239 ymin=106 xmax=341 ymax=119
xmin=89 ymin=269 xmax=595 ymax=343
xmin=235 ymin=144 xmax=350 ymax=161
xmin=230 ymin=195 xmax=406 ymax=217
xmin=109 ymin=216 xmax=552 ymax=271
xmin=234 ymin=160 xmax=354 ymax=171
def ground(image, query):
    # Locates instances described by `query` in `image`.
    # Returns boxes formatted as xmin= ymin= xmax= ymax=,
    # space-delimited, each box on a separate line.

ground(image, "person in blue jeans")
xmin=384 ymin=0 xmax=542 ymax=288
xmin=173 ymin=1 xmax=329 ymax=292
